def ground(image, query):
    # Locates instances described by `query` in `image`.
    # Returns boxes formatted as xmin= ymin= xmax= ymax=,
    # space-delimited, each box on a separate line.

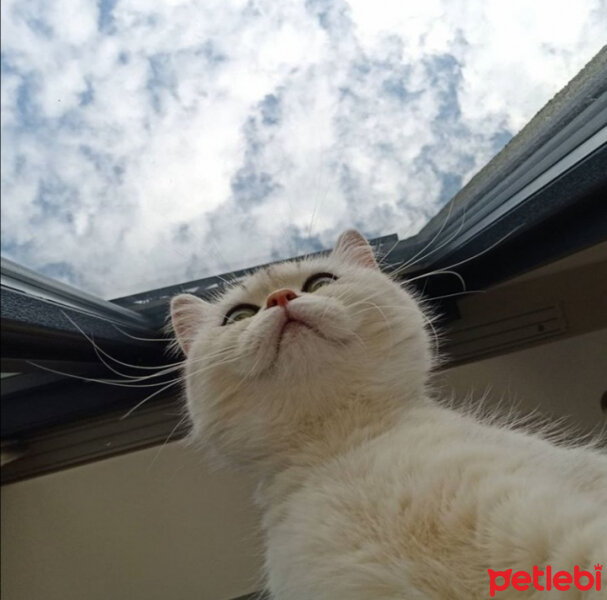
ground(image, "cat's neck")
xmin=255 ymin=386 xmax=431 ymax=480
xmin=253 ymin=389 xmax=435 ymax=517
xmin=292 ymin=395 xmax=405 ymax=462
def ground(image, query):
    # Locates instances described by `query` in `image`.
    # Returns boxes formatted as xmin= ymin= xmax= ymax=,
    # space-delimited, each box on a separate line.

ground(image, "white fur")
xmin=171 ymin=231 xmax=606 ymax=599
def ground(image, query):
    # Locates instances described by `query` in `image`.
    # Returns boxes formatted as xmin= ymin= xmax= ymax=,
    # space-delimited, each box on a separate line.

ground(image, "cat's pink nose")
xmin=266 ymin=288 xmax=298 ymax=308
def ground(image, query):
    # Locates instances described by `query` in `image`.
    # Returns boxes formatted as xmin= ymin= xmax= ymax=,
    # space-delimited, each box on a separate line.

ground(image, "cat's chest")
xmin=261 ymin=429 xmax=494 ymax=599
xmin=260 ymin=416 xmax=580 ymax=599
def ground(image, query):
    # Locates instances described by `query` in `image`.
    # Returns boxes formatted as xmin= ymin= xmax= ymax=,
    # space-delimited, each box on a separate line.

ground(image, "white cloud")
xmin=1 ymin=0 xmax=605 ymax=298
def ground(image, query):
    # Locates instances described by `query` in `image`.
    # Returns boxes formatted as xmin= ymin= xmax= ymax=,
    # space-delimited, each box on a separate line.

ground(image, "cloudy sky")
xmin=1 ymin=0 xmax=605 ymax=298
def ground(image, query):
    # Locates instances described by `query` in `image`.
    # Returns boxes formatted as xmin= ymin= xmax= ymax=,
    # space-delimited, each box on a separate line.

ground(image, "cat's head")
xmin=170 ymin=230 xmax=432 ymax=469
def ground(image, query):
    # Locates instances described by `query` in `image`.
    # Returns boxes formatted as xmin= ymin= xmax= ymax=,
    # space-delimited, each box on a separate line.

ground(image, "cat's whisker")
xmin=348 ymin=294 xmax=441 ymax=357
xmin=61 ymin=311 xmax=185 ymax=379
xmin=404 ymin=269 xmax=467 ymax=291
xmin=350 ymin=300 xmax=399 ymax=347
xmin=26 ymin=343 xmax=239 ymax=390
xmin=331 ymin=286 xmax=385 ymax=307
xmin=337 ymin=291 xmax=392 ymax=315
xmin=121 ymin=353 xmax=246 ymax=420
xmin=95 ymin=348 xmax=181 ymax=382
xmin=422 ymin=311 xmax=441 ymax=356
xmin=380 ymin=199 xmax=458 ymax=272
xmin=392 ymin=200 xmax=465 ymax=274
xmin=247 ymin=345 xmax=270 ymax=381
xmin=146 ymin=413 xmax=191 ymax=472
xmin=349 ymin=305 xmax=393 ymax=320
xmin=180 ymin=353 xmax=242 ymax=383
xmin=305 ymin=172 xmax=327 ymax=252
xmin=119 ymin=380 xmax=180 ymax=420
xmin=322 ymin=323 xmax=367 ymax=352
xmin=428 ymin=289 xmax=486 ymax=302
xmin=112 ymin=323 xmax=169 ymax=342
xmin=362 ymin=300 xmax=389 ymax=327
xmin=376 ymin=236 xmax=402 ymax=269
xmin=390 ymin=225 xmax=519 ymax=285
xmin=61 ymin=310 xmax=190 ymax=377
xmin=214 ymin=271 xmax=238 ymax=289
xmin=206 ymin=233 xmax=234 ymax=275
xmin=422 ymin=225 xmax=520 ymax=274
xmin=417 ymin=203 xmax=469 ymax=268
xmin=26 ymin=361 xmax=184 ymax=388
xmin=212 ymin=352 xmax=266 ymax=407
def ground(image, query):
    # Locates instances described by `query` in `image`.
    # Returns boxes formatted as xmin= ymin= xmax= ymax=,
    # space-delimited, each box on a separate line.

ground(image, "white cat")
xmin=170 ymin=230 xmax=606 ymax=599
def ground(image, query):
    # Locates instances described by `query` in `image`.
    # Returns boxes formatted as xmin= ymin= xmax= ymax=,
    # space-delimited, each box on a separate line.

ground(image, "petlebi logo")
xmin=488 ymin=563 xmax=602 ymax=597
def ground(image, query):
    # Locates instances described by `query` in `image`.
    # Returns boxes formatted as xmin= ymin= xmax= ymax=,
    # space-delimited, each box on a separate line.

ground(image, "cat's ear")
xmin=332 ymin=229 xmax=378 ymax=269
xmin=170 ymin=294 xmax=209 ymax=355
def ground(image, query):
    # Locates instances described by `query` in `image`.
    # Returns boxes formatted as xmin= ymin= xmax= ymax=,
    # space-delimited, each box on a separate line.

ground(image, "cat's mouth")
xmin=279 ymin=316 xmax=315 ymax=340
xmin=260 ymin=308 xmax=349 ymax=375
xmin=272 ymin=313 xmax=329 ymax=358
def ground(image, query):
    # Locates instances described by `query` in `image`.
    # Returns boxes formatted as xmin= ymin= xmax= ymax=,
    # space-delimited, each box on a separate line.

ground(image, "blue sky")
xmin=1 ymin=0 xmax=605 ymax=298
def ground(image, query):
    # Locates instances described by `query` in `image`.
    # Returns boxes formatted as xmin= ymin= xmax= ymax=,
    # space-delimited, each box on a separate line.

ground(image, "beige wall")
xmin=1 ymin=446 xmax=265 ymax=600
xmin=438 ymin=327 xmax=607 ymax=434
xmin=2 ymin=328 xmax=606 ymax=600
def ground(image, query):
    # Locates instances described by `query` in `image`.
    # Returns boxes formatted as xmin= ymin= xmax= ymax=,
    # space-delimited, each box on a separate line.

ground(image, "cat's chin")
xmin=270 ymin=319 xmax=327 ymax=366
xmin=256 ymin=313 xmax=346 ymax=380
xmin=279 ymin=317 xmax=317 ymax=341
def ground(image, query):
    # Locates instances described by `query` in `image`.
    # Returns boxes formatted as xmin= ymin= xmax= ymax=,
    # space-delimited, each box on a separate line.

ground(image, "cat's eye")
xmin=223 ymin=303 xmax=259 ymax=325
xmin=303 ymin=272 xmax=338 ymax=293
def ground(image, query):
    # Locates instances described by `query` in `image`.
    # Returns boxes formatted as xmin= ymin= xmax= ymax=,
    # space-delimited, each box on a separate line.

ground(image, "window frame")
xmin=2 ymin=48 xmax=606 ymax=483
